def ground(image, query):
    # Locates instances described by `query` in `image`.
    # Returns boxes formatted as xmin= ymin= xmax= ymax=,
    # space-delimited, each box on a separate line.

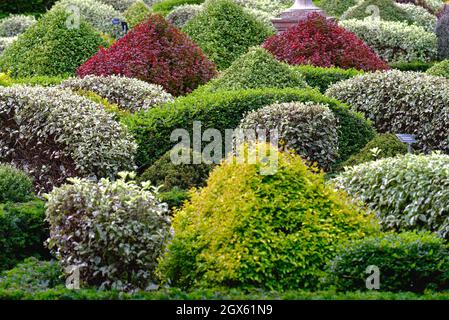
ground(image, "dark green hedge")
xmin=0 ymin=199 xmax=50 ymax=271
xmin=0 ymin=0 xmax=56 ymax=15
xmin=291 ymin=65 xmax=363 ymax=93
xmin=122 ymin=88 xmax=375 ymax=169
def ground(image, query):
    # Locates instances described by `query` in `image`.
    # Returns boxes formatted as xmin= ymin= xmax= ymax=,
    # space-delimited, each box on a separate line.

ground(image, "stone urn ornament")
xmin=271 ymin=0 xmax=327 ymax=33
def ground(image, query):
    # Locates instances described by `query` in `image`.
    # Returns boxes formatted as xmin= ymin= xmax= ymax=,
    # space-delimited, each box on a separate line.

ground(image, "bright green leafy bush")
xmin=0 ymin=199 xmax=49 ymax=271
xmin=182 ymin=0 xmax=274 ymax=70
xmin=158 ymin=145 xmax=378 ymax=290
xmin=332 ymin=153 xmax=449 ymax=239
xmin=0 ymin=7 xmax=108 ymax=77
xmin=0 ymin=164 xmax=34 ymax=203
xmin=122 ymin=88 xmax=375 ymax=168
xmin=152 ymin=0 xmax=205 ymax=15
xmin=336 ymin=133 xmax=407 ymax=170
xmin=124 ymin=0 xmax=152 ymax=28
xmin=427 ymin=59 xmax=449 ymax=78
xmin=0 ymin=37 xmax=15 ymax=55
xmin=196 ymin=47 xmax=308 ymax=92
xmin=239 ymin=102 xmax=339 ymax=170
xmin=327 ymin=232 xmax=449 ymax=292
xmin=46 ymin=174 xmax=172 ymax=290
xmin=326 ymin=70 xmax=449 ymax=153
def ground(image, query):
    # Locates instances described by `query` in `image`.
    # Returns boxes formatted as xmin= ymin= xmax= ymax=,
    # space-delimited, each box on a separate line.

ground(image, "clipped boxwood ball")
xmin=0 ymin=164 xmax=34 ymax=203
xmin=158 ymin=144 xmax=378 ymax=290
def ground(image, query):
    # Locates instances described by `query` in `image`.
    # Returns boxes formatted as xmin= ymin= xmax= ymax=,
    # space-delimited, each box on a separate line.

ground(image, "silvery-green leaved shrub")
xmin=166 ymin=4 xmax=203 ymax=28
xmin=0 ymin=37 xmax=15 ymax=55
xmin=99 ymin=0 xmax=137 ymax=11
xmin=340 ymin=19 xmax=437 ymax=63
xmin=0 ymin=86 xmax=136 ymax=192
xmin=332 ymin=153 xmax=449 ymax=239
xmin=0 ymin=14 xmax=36 ymax=37
xmin=326 ymin=70 xmax=449 ymax=153
xmin=396 ymin=2 xmax=437 ymax=32
xmin=238 ymin=102 xmax=339 ymax=170
xmin=60 ymin=75 xmax=174 ymax=112
xmin=46 ymin=173 xmax=172 ymax=291
xmin=52 ymin=0 xmax=125 ymax=38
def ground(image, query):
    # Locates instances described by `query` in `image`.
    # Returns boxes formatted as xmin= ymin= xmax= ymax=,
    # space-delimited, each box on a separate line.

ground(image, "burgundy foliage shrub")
xmin=262 ymin=13 xmax=389 ymax=72
xmin=77 ymin=14 xmax=217 ymax=96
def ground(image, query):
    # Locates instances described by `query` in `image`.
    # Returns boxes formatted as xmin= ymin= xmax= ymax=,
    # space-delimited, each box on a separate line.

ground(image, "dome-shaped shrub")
xmin=341 ymin=0 xmax=413 ymax=23
xmin=238 ymin=102 xmax=339 ymax=170
xmin=60 ymin=75 xmax=173 ymax=112
xmin=46 ymin=173 xmax=171 ymax=290
xmin=197 ymin=47 xmax=308 ymax=92
xmin=332 ymin=153 xmax=449 ymax=239
xmin=395 ymin=0 xmax=444 ymax=14
xmin=396 ymin=3 xmax=437 ymax=32
xmin=158 ymin=145 xmax=378 ymax=290
xmin=426 ymin=59 xmax=449 ymax=78
xmin=166 ymin=4 xmax=203 ymax=28
xmin=0 ymin=14 xmax=36 ymax=37
xmin=335 ymin=133 xmax=407 ymax=170
xmin=340 ymin=19 xmax=437 ymax=63
xmin=151 ymin=0 xmax=204 ymax=16
xmin=99 ymin=0 xmax=136 ymax=11
xmin=140 ymin=147 xmax=213 ymax=192
xmin=0 ymin=7 xmax=108 ymax=77
xmin=235 ymin=0 xmax=291 ymax=14
xmin=0 ymin=86 xmax=136 ymax=192
xmin=124 ymin=0 xmax=152 ymax=28
xmin=52 ymin=0 xmax=124 ymax=38
xmin=0 ymin=164 xmax=34 ymax=203
xmin=327 ymin=232 xmax=449 ymax=292
xmin=77 ymin=14 xmax=217 ymax=96
xmin=263 ymin=13 xmax=389 ymax=71
xmin=182 ymin=0 xmax=274 ymax=70
xmin=326 ymin=70 xmax=449 ymax=153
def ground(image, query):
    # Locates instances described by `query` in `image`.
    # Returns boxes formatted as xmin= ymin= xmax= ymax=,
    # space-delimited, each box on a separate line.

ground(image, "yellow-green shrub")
xmin=158 ymin=145 xmax=378 ymax=290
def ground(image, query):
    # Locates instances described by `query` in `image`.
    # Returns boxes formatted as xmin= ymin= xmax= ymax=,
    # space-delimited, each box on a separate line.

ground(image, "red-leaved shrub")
xmin=263 ymin=13 xmax=389 ymax=72
xmin=77 ymin=15 xmax=217 ymax=96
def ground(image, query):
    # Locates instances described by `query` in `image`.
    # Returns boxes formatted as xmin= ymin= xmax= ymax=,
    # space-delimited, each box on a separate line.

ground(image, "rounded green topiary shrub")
xmin=326 ymin=232 xmax=449 ymax=292
xmin=426 ymin=59 xmax=449 ymax=78
xmin=341 ymin=0 xmax=414 ymax=23
xmin=182 ymin=0 xmax=274 ymax=70
xmin=0 ymin=199 xmax=50 ymax=272
xmin=0 ymin=7 xmax=108 ymax=77
xmin=0 ymin=164 xmax=34 ymax=203
xmin=99 ymin=0 xmax=136 ymax=11
xmin=59 ymin=75 xmax=174 ymax=113
xmin=0 ymin=14 xmax=36 ymax=37
xmin=335 ymin=133 xmax=407 ymax=170
xmin=332 ymin=153 xmax=449 ymax=239
xmin=140 ymin=147 xmax=213 ymax=192
xmin=340 ymin=19 xmax=437 ymax=63
xmin=46 ymin=173 xmax=172 ymax=291
xmin=0 ymin=86 xmax=137 ymax=192
xmin=326 ymin=70 xmax=449 ymax=153
xmin=320 ymin=0 xmax=357 ymax=17
xmin=158 ymin=144 xmax=378 ymax=290
xmin=122 ymin=88 xmax=375 ymax=169
xmin=238 ymin=102 xmax=339 ymax=170
xmin=124 ymin=0 xmax=152 ymax=28
xmin=196 ymin=47 xmax=308 ymax=92
xmin=396 ymin=3 xmax=437 ymax=32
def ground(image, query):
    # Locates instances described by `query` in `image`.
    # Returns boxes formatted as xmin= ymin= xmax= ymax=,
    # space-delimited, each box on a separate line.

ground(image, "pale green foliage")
xmin=0 ymin=37 xmax=15 ymax=55
xmin=340 ymin=19 xmax=437 ymax=63
xmin=99 ymin=0 xmax=137 ymax=11
xmin=396 ymin=3 xmax=437 ymax=32
xmin=332 ymin=153 xmax=449 ymax=240
xmin=427 ymin=59 xmax=449 ymax=78
xmin=326 ymin=70 xmax=449 ymax=154
xmin=0 ymin=86 xmax=136 ymax=191
xmin=239 ymin=102 xmax=339 ymax=170
xmin=53 ymin=0 xmax=125 ymax=37
xmin=0 ymin=14 xmax=36 ymax=37
xmin=46 ymin=173 xmax=171 ymax=290
xmin=60 ymin=75 xmax=173 ymax=112
xmin=124 ymin=0 xmax=151 ymax=28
